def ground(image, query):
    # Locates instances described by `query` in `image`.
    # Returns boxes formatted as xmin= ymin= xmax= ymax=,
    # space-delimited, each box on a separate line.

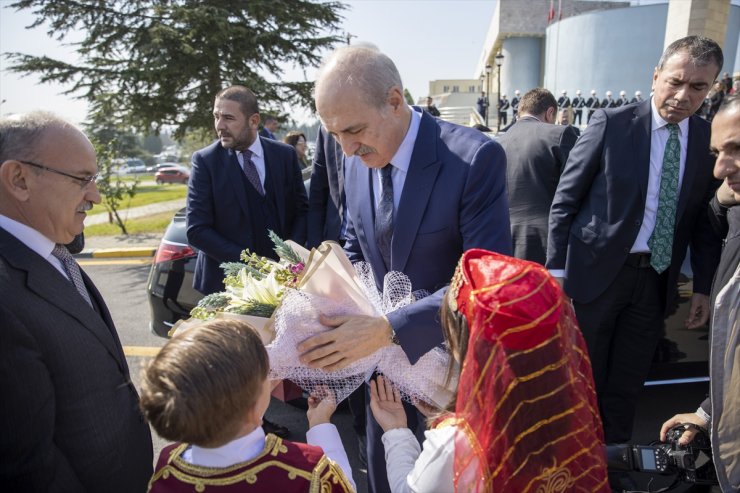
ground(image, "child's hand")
xmin=307 ymin=385 xmax=337 ymax=428
xmin=369 ymin=375 xmax=407 ymax=432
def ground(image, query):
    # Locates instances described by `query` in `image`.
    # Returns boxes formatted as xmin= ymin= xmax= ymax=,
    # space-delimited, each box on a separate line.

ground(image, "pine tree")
xmin=4 ymin=0 xmax=345 ymax=138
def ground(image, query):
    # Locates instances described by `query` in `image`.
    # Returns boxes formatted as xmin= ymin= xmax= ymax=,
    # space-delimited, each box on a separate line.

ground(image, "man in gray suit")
xmin=498 ymin=88 xmax=578 ymax=265
xmin=0 ymin=112 xmax=153 ymax=491
xmin=547 ymin=36 xmax=723 ymax=447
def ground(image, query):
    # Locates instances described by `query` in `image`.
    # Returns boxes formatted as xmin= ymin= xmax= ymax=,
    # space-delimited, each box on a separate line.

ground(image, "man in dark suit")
xmin=498 ymin=88 xmax=578 ymax=265
xmin=547 ymin=36 xmax=724 ymax=447
xmin=307 ymin=126 xmax=345 ymax=248
xmin=0 ymin=112 xmax=153 ymax=492
xmin=258 ymin=115 xmax=278 ymax=140
xmin=299 ymin=46 xmax=511 ymax=493
xmin=187 ymin=85 xmax=307 ymax=296
xmin=187 ymin=86 xmax=307 ymax=438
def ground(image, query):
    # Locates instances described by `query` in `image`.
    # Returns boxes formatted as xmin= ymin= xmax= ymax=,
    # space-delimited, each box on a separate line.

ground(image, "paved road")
xmin=82 ymin=258 xmax=717 ymax=493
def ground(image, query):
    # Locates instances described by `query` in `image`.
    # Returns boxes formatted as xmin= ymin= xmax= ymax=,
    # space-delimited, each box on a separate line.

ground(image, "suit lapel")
xmin=263 ymin=139 xmax=286 ymax=226
xmin=224 ymin=147 xmax=251 ymax=219
xmin=0 ymin=230 xmax=127 ymax=371
xmin=676 ymin=116 xmax=705 ymax=220
xmin=393 ymin=113 xmax=441 ymax=272
xmin=632 ymin=101 xmax=652 ymax=205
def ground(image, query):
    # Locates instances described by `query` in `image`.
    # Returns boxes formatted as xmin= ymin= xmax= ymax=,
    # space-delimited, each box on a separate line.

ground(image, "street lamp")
xmin=485 ymin=64 xmax=492 ymax=127
xmin=495 ymin=51 xmax=504 ymax=132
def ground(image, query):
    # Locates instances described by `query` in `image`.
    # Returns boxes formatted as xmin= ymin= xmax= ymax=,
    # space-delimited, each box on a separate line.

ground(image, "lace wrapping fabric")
xmin=267 ymin=261 xmax=453 ymax=406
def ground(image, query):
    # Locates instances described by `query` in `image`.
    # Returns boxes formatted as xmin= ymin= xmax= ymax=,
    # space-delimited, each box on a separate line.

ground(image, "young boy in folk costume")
xmin=140 ymin=319 xmax=355 ymax=492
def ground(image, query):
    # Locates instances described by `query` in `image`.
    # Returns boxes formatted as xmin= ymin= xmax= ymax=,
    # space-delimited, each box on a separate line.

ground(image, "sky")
xmin=0 ymin=0 xmax=498 ymax=126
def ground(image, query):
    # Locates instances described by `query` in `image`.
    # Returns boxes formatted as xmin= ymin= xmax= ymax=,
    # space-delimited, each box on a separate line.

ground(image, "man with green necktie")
xmin=546 ymin=36 xmax=724 ymax=449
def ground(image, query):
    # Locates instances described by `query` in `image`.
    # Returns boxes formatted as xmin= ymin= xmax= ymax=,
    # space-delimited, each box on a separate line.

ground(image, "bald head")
xmin=0 ymin=111 xmax=81 ymax=164
xmin=315 ymin=46 xmax=404 ymax=111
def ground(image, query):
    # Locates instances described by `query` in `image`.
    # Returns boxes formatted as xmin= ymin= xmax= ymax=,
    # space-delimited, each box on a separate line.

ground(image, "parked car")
xmin=120 ymin=158 xmax=146 ymax=174
xmin=146 ymin=208 xmax=199 ymax=337
xmin=155 ymin=166 xmax=190 ymax=185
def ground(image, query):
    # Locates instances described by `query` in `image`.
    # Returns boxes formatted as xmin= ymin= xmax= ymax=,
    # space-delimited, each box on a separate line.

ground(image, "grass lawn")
xmin=89 ymin=184 xmax=187 ymax=216
xmin=84 ymin=211 xmax=176 ymax=236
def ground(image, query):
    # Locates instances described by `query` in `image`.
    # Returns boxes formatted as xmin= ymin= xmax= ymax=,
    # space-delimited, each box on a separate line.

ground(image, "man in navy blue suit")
xmin=547 ymin=36 xmax=723 ymax=448
xmin=298 ymin=46 xmax=511 ymax=493
xmin=186 ymin=85 xmax=307 ymax=296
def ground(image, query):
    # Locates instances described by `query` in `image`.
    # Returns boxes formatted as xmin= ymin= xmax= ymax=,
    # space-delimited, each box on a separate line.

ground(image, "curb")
xmin=76 ymin=247 xmax=157 ymax=259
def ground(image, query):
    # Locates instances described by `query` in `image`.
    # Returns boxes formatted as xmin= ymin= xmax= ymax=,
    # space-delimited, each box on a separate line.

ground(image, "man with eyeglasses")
xmin=0 ymin=111 xmax=153 ymax=492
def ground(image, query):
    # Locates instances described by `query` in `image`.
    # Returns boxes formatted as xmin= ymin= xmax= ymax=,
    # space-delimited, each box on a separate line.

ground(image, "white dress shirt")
xmin=631 ymin=97 xmax=689 ymax=253
xmin=0 ymin=214 xmax=68 ymax=279
xmin=182 ymin=423 xmax=356 ymax=491
xmin=372 ymin=107 xmax=422 ymax=210
xmin=237 ymin=137 xmax=267 ymax=188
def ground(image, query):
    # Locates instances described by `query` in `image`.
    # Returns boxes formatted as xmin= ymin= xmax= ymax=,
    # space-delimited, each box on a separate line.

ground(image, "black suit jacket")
xmin=187 ymin=137 xmax=308 ymax=294
xmin=547 ymin=101 xmax=721 ymax=308
xmin=307 ymin=127 xmax=345 ymax=248
xmin=0 ymin=229 xmax=153 ymax=492
xmin=497 ymin=117 xmax=579 ymax=264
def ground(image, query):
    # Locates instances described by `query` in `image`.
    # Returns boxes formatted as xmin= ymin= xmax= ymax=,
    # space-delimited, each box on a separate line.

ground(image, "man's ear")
xmin=0 ymin=160 xmax=32 ymax=201
xmin=387 ymin=86 xmax=404 ymax=112
xmin=251 ymin=113 xmax=262 ymax=129
xmin=544 ymin=106 xmax=556 ymax=124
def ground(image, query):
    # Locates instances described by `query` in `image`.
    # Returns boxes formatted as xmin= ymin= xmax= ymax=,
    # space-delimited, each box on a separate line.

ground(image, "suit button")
xmin=634 ymin=220 xmax=641 ymax=226
xmin=623 ymin=247 xmax=629 ymax=253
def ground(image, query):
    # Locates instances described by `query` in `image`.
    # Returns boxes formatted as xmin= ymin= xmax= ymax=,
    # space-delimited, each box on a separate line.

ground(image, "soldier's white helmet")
xmin=561 ymin=90 xmax=567 ymax=95
xmin=515 ymin=90 xmax=520 ymax=96
xmin=620 ymin=90 xmax=626 ymax=97
xmin=591 ymin=89 xmax=597 ymax=95
xmin=606 ymin=90 xmax=613 ymax=97
xmin=635 ymin=90 xmax=642 ymax=96
xmin=576 ymin=90 xmax=582 ymax=95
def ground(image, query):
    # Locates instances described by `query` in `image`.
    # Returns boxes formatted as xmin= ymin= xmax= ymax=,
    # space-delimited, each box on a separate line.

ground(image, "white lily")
xmin=240 ymin=269 xmax=283 ymax=306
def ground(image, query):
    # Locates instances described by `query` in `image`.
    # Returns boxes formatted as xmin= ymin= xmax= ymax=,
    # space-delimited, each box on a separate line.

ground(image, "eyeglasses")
xmin=19 ymin=160 xmax=99 ymax=189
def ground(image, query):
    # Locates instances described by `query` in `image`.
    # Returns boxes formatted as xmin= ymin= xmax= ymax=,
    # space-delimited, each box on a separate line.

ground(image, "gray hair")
xmin=657 ymin=36 xmax=723 ymax=78
xmin=0 ymin=111 xmax=76 ymax=164
xmin=315 ymin=46 xmax=403 ymax=109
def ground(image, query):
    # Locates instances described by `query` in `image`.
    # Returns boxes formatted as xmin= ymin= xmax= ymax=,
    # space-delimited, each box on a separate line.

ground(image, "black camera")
xmin=606 ymin=425 xmax=717 ymax=486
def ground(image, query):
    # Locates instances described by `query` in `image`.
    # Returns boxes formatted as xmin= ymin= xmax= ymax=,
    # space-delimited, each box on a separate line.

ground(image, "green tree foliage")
xmin=5 ymin=0 xmax=345 ymax=139
xmin=93 ymin=141 xmax=139 ymax=235
xmin=403 ymin=88 xmax=415 ymax=106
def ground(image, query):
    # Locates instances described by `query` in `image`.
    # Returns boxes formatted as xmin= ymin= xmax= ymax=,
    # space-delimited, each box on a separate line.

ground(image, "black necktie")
xmin=375 ymin=164 xmax=394 ymax=269
xmin=241 ymin=149 xmax=265 ymax=196
xmin=52 ymin=244 xmax=93 ymax=306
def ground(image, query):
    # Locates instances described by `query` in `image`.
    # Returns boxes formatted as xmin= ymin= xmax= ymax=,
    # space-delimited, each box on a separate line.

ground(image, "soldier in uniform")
xmin=572 ymin=89 xmax=585 ymax=125
xmin=601 ymin=90 xmax=616 ymax=108
xmin=498 ymin=94 xmax=510 ymax=127
xmin=630 ymin=90 xmax=643 ymax=104
xmin=586 ymin=89 xmax=600 ymax=123
xmin=557 ymin=90 xmax=571 ymax=111
xmin=511 ymin=90 xmax=521 ymax=122
xmin=616 ymin=90 xmax=629 ymax=106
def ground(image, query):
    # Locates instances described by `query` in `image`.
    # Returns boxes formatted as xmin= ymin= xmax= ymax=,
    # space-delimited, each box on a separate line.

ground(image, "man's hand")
xmin=685 ymin=293 xmax=710 ymax=329
xmin=297 ymin=314 xmax=392 ymax=371
xmin=307 ymin=385 xmax=337 ymax=428
xmin=369 ymin=375 xmax=407 ymax=433
xmin=716 ymin=181 xmax=740 ymax=207
xmin=659 ymin=413 xmax=708 ymax=446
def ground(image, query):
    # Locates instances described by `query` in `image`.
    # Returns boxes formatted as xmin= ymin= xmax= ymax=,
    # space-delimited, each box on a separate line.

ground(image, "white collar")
xmin=0 ymin=213 xmax=56 ymax=260
xmin=187 ymin=426 xmax=266 ymax=468
xmin=241 ymin=136 xmax=264 ymax=160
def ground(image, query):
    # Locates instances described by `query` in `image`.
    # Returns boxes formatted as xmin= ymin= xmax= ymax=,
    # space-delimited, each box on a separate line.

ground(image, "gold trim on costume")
xmin=148 ymin=434 xmax=354 ymax=492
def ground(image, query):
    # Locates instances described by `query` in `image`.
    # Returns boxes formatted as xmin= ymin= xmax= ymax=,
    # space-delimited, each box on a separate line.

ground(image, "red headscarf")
xmin=448 ymin=249 xmax=609 ymax=492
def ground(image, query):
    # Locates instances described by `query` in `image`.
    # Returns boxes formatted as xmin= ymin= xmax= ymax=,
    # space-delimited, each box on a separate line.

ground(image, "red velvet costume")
xmin=448 ymin=249 xmax=609 ymax=492
xmin=148 ymin=434 xmax=353 ymax=492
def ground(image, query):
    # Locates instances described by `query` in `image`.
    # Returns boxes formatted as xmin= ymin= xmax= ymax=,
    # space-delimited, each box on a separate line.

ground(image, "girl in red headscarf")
xmin=370 ymin=249 xmax=610 ymax=492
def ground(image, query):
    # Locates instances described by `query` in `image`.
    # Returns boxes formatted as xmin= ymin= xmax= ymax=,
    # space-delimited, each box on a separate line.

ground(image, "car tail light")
xmin=154 ymin=242 xmax=195 ymax=264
